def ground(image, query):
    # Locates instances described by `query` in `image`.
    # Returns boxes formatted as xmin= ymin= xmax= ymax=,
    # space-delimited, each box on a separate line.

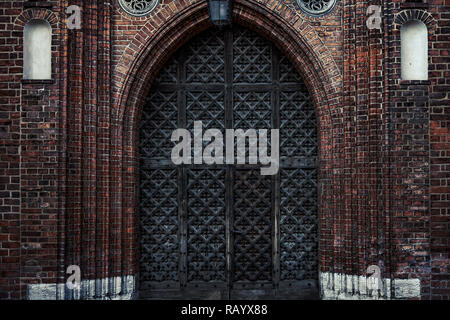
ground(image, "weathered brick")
xmin=0 ymin=0 xmax=448 ymax=301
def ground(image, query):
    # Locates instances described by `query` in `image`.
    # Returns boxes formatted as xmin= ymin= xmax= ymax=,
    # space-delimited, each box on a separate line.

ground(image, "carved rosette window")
xmin=118 ymin=0 xmax=159 ymax=16
xmin=296 ymin=0 xmax=337 ymax=16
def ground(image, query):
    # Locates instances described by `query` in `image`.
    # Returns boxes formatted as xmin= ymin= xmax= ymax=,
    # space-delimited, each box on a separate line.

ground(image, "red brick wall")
xmin=387 ymin=3 xmax=433 ymax=299
xmin=0 ymin=1 xmax=22 ymax=299
xmin=0 ymin=0 xmax=61 ymax=299
xmin=428 ymin=0 xmax=450 ymax=300
xmin=0 ymin=0 xmax=448 ymax=300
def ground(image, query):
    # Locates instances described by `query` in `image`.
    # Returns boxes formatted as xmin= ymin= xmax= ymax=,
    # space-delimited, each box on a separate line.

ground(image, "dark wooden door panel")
xmin=232 ymin=169 xmax=273 ymax=285
xmin=139 ymin=25 xmax=318 ymax=300
xmin=187 ymin=168 xmax=227 ymax=284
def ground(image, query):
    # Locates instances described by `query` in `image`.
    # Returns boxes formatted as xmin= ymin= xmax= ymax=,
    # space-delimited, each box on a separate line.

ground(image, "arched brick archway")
xmin=111 ymin=0 xmax=342 ymax=296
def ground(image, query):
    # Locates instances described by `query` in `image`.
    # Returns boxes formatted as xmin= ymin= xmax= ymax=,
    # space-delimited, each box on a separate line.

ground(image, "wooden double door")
xmin=138 ymin=26 xmax=318 ymax=300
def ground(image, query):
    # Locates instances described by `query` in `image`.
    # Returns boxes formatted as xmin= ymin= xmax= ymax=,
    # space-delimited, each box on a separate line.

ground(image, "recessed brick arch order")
xmin=110 ymin=0 xmax=343 ymax=287
xmin=13 ymin=8 xmax=59 ymax=30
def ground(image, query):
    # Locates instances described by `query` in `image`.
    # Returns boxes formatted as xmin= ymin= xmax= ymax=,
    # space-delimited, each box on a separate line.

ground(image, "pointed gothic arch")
xmin=110 ymin=0 xmax=343 ymax=298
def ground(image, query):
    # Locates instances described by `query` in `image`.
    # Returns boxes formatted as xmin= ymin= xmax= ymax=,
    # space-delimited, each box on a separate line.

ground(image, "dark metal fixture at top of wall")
xmin=207 ymin=0 xmax=234 ymax=27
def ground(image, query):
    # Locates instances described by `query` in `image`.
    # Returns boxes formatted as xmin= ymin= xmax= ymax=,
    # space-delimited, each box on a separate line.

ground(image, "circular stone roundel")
xmin=118 ymin=0 xmax=159 ymax=17
xmin=296 ymin=0 xmax=337 ymax=16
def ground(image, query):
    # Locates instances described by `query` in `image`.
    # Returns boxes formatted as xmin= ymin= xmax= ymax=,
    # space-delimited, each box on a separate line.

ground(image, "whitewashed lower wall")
xmin=27 ymin=275 xmax=135 ymax=300
xmin=320 ymin=272 xmax=421 ymax=300
xmin=28 ymin=272 xmax=421 ymax=300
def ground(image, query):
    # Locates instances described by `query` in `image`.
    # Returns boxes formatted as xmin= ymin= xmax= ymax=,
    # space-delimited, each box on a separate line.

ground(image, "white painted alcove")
xmin=401 ymin=20 xmax=428 ymax=80
xmin=23 ymin=19 xmax=52 ymax=80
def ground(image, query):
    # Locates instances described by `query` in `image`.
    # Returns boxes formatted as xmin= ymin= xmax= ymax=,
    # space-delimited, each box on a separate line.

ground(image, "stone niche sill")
xmin=21 ymin=79 xmax=55 ymax=85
